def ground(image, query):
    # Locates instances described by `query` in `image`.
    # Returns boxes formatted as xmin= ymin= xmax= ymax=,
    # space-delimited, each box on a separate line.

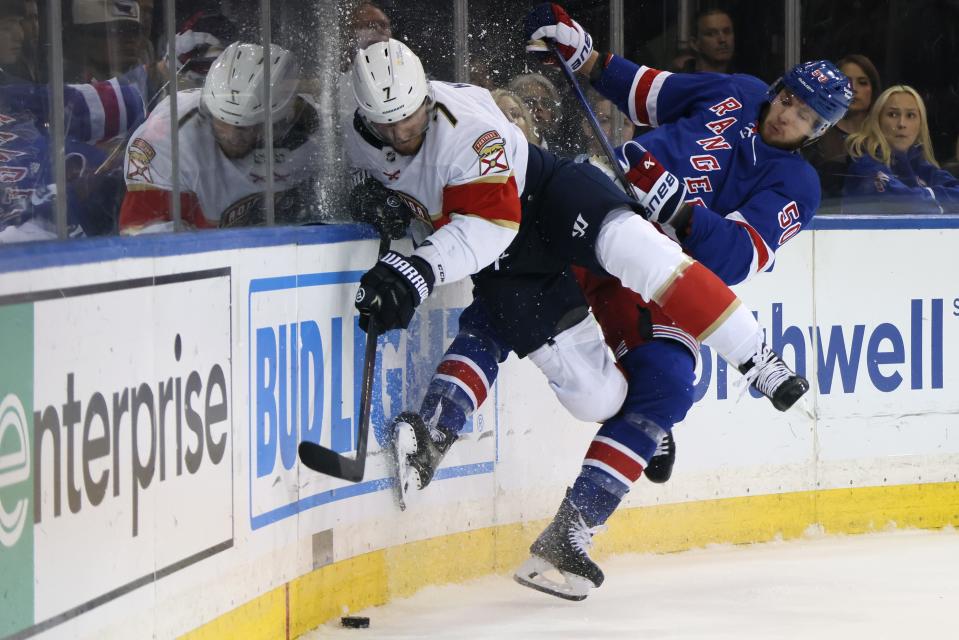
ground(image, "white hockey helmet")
xmin=352 ymin=38 xmax=429 ymax=124
xmin=201 ymin=41 xmax=299 ymax=127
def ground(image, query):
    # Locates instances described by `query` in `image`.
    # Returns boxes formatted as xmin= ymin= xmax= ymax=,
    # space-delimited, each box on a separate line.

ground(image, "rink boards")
xmin=0 ymin=217 xmax=957 ymax=639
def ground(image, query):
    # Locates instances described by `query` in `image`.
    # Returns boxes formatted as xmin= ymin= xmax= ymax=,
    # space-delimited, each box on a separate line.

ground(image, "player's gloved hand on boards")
xmin=355 ymin=251 xmax=435 ymax=332
xmin=350 ymin=178 xmax=414 ymax=240
xmin=524 ymin=3 xmax=594 ymax=72
xmin=621 ymin=140 xmax=689 ymax=232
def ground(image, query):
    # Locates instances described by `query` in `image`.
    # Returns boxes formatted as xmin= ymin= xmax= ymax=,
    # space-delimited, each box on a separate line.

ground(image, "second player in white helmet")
xmin=120 ymin=41 xmax=323 ymax=232
xmin=201 ymin=41 xmax=301 ymax=158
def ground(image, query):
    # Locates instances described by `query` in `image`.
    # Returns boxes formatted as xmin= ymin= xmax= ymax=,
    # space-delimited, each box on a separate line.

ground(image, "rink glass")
xmin=2 ymin=0 xmax=958 ymax=245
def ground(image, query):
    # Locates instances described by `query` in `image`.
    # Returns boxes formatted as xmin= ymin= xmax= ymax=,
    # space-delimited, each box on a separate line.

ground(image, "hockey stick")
xmin=297 ymin=232 xmax=391 ymax=482
xmin=548 ymin=43 xmax=633 ymax=194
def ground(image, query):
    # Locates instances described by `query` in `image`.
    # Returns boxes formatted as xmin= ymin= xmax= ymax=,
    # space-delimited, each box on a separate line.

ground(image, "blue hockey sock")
xmin=570 ymin=470 xmax=625 ymax=528
xmin=569 ymin=415 xmax=667 ymax=527
xmin=420 ymin=330 xmax=502 ymax=437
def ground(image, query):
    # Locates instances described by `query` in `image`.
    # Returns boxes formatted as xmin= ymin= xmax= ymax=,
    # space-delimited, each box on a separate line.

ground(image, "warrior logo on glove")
xmin=355 ymin=250 xmax=435 ymax=332
xmin=380 ymin=252 xmax=431 ymax=302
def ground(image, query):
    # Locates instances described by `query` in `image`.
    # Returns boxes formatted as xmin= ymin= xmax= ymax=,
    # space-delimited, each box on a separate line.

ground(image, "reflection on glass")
xmin=118 ymin=41 xmax=323 ymax=233
xmin=1 ymin=0 xmax=149 ymax=243
xmin=7 ymin=0 xmax=959 ymax=247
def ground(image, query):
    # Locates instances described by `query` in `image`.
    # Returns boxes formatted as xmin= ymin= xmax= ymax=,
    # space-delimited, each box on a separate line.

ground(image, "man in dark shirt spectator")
xmin=682 ymin=8 xmax=736 ymax=74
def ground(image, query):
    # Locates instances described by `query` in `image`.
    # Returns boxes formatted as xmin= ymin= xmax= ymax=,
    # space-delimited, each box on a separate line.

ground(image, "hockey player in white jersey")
xmin=119 ymin=41 xmax=321 ymax=232
xmin=344 ymin=39 xmax=808 ymax=512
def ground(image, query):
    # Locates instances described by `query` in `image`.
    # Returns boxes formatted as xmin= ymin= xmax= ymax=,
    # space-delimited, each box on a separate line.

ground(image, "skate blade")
xmin=513 ymin=556 xmax=592 ymax=601
xmin=790 ymin=393 xmax=817 ymax=421
xmin=391 ymin=422 xmax=419 ymax=512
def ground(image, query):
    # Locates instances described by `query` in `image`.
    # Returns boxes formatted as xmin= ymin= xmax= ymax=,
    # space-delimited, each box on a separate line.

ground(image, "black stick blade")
xmin=298 ymin=441 xmax=365 ymax=483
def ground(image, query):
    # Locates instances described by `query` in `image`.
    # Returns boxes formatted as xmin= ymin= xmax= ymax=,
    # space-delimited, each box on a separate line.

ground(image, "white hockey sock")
xmin=595 ymin=208 xmax=688 ymax=299
xmin=700 ymin=301 xmax=762 ymax=368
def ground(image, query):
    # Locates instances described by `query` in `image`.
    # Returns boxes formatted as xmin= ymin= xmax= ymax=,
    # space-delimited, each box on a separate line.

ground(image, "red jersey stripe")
xmin=734 ymin=219 xmax=772 ymax=273
xmin=436 ymin=358 xmax=489 ymax=407
xmin=633 ymin=67 xmax=663 ymax=126
xmin=584 ymin=440 xmax=645 ymax=482
xmin=119 ymin=188 xmax=209 ymax=232
xmin=441 ymin=175 xmax=521 ymax=229
xmin=93 ymin=80 xmax=121 ymax=141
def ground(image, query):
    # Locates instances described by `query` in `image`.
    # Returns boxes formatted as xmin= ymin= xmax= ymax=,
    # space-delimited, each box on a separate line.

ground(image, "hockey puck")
xmin=340 ymin=616 xmax=370 ymax=629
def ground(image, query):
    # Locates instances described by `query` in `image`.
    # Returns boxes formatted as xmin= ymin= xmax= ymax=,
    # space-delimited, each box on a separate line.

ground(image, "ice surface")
xmin=309 ymin=528 xmax=959 ymax=639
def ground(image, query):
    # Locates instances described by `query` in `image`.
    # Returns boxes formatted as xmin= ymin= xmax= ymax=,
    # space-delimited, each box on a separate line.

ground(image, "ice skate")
xmin=514 ymin=489 xmax=606 ymax=601
xmin=644 ymin=431 xmax=675 ymax=484
xmin=390 ymin=411 xmax=457 ymax=511
xmin=740 ymin=342 xmax=809 ymax=411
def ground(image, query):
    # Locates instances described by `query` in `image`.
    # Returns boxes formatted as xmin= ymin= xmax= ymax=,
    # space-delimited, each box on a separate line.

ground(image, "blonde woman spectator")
xmin=844 ymin=85 xmax=959 ymax=212
xmin=491 ymin=88 xmax=539 ymax=145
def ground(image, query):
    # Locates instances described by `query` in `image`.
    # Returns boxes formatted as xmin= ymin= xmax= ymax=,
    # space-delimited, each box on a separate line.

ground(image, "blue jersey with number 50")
xmin=594 ymin=55 xmax=821 ymax=285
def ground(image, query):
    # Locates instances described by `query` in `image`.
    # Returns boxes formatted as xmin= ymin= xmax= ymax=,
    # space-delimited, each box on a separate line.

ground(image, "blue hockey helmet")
xmin=768 ymin=60 xmax=853 ymax=139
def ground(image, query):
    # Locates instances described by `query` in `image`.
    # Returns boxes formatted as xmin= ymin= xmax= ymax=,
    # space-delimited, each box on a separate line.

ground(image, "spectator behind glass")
xmin=63 ymin=0 xmax=142 ymax=83
xmin=338 ymin=2 xmax=392 ymax=124
xmin=340 ymin=0 xmax=392 ymax=72
xmin=683 ymin=8 xmax=735 ymax=74
xmin=804 ymin=53 xmax=881 ymax=197
xmin=491 ymin=88 xmax=538 ymax=145
xmin=2 ymin=0 xmax=37 ymax=81
xmin=573 ymin=91 xmax=636 ymax=183
xmin=508 ymin=72 xmax=563 ymax=151
xmin=0 ymin=1 xmax=25 ymax=80
xmin=0 ymin=0 xmax=144 ymax=242
xmin=844 ymin=85 xmax=959 ymax=213
xmin=583 ymin=94 xmax=635 ymax=153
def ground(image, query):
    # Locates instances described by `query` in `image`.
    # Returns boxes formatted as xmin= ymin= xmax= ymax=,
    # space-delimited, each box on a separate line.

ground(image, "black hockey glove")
xmin=350 ymin=178 xmax=414 ymax=240
xmin=355 ymin=251 xmax=435 ymax=332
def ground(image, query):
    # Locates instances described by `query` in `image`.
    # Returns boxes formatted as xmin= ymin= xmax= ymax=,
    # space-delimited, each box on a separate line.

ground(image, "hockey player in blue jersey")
xmin=1 ymin=27 xmax=145 ymax=241
xmin=509 ymin=3 xmax=852 ymax=600
xmin=0 ymin=79 xmax=145 ymax=241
